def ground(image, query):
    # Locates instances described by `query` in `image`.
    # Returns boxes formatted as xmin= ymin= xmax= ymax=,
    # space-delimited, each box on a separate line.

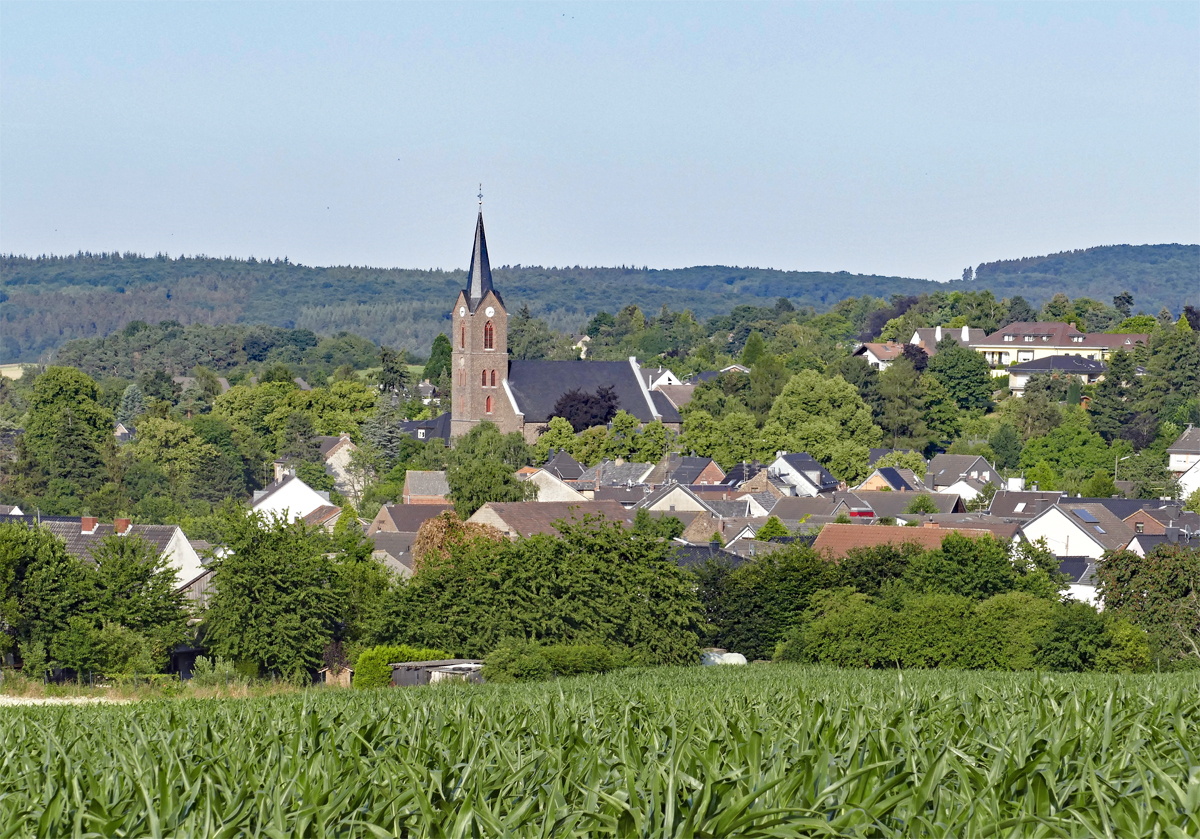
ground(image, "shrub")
xmin=190 ymin=655 xmax=245 ymax=688
xmin=482 ymin=640 xmax=552 ymax=684
xmin=354 ymin=644 xmax=451 ymax=689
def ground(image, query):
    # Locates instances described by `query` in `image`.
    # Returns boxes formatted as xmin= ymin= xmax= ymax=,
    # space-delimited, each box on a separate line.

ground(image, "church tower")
xmin=450 ymin=212 xmax=518 ymax=437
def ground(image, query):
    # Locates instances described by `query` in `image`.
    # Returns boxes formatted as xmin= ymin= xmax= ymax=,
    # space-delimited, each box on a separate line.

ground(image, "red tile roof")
xmin=811 ymin=523 xmax=997 ymax=559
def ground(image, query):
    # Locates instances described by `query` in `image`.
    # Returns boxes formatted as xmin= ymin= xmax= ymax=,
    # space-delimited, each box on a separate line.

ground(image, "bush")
xmin=190 ymin=655 xmax=246 ymax=688
xmin=354 ymin=644 xmax=451 ymax=689
xmin=483 ymin=640 xmax=631 ymax=683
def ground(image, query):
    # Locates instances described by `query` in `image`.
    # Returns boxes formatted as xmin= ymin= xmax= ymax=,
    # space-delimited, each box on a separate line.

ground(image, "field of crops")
xmin=2 ymin=665 xmax=1198 ymax=837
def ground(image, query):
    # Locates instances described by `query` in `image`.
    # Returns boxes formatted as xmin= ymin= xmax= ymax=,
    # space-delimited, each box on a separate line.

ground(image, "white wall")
xmin=252 ymin=479 xmax=328 ymax=523
xmin=1021 ymin=508 xmax=1105 ymax=560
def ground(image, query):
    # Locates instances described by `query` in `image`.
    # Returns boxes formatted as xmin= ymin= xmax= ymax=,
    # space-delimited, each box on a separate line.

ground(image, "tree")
xmin=1002 ymin=389 xmax=1061 ymax=441
xmin=1020 ymin=407 xmax=1122 ymax=478
xmin=117 ymin=384 xmax=145 ymax=426
xmin=137 ymin=370 xmax=181 ymax=403
xmin=741 ymin=331 xmax=767 ymax=367
xmin=755 ymin=517 xmax=789 ymax=541
xmin=768 ymin=370 xmax=882 ymax=482
xmin=508 ymin=304 xmax=557 ymax=360
xmin=1041 ymin=293 xmax=1072 ymax=322
xmin=904 ymin=494 xmax=940 ymax=515
xmin=0 ymin=522 xmax=92 ymax=658
xmin=1080 ymin=471 xmax=1117 ymax=498
xmin=901 ymin=343 xmax=928 ymax=373
xmin=551 ymin=386 xmax=619 ymax=433
xmin=445 ymin=423 xmax=535 ymax=517
xmin=89 ymin=534 xmax=189 ymax=661
xmin=927 ymin=344 xmax=993 ymax=410
xmin=1113 ymin=291 xmax=1134 ymax=318
xmin=20 ymin=367 xmax=114 ymax=498
xmin=877 ymin=360 xmax=928 ymax=451
xmin=377 ymin=346 xmax=411 ymax=395
xmin=423 ymin=333 xmax=453 ymax=382
xmin=988 ymin=424 xmax=1023 ymax=471
xmin=1089 ymin=348 xmax=1135 ymax=442
xmin=205 ymin=512 xmax=339 ymax=678
xmin=1096 ymin=545 xmax=1200 ymax=665
xmin=1004 ymin=296 xmax=1037 ymax=325
xmin=633 ymin=507 xmax=684 ymax=540
xmin=921 ymin=375 xmax=962 ymax=451
xmin=374 ymin=514 xmax=701 ymax=663
xmin=904 ymin=533 xmax=1017 ymax=601
xmin=532 ymin=416 xmax=577 ymax=463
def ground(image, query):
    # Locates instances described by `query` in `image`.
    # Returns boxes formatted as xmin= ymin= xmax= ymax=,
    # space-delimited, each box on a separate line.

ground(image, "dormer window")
xmin=1004 ymin=335 xmax=1015 ymax=342
xmin=1024 ymin=336 xmax=1033 ymax=342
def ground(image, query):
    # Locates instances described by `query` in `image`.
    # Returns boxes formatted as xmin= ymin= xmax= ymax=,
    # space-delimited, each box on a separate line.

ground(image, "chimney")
xmin=961 ymin=324 xmax=971 ymax=343
xmin=922 ymin=521 xmax=940 ymax=529
xmin=81 ymin=516 xmax=98 ymax=535
xmin=115 ymin=518 xmax=132 ymax=536
xmin=935 ymin=325 xmax=942 ymax=341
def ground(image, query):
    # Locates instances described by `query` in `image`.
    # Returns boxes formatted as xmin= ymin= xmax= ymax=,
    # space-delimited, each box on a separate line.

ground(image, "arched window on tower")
xmin=490 ymin=369 xmax=496 ymax=387
xmin=481 ymin=370 xmax=487 ymax=387
xmin=485 ymin=395 xmax=493 ymax=414
xmin=484 ymin=320 xmax=494 ymax=349
xmin=460 ymin=325 xmax=465 ymax=349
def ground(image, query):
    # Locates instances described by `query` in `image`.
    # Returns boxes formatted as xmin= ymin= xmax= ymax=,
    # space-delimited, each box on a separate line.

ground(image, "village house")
xmin=1167 ymin=426 xmax=1200 ymax=497
xmin=1019 ymin=502 xmax=1134 ymax=560
xmin=925 ymin=454 xmax=1001 ymax=501
xmin=766 ymin=452 xmax=841 ymax=497
xmin=854 ymin=466 xmax=928 ymax=493
xmin=466 ymin=500 xmax=633 ymax=538
xmin=810 ymin=523 xmax=997 ymax=560
xmin=251 ymin=475 xmax=331 ymax=523
xmin=907 ymin=325 xmax=988 ymax=356
xmin=971 ymin=322 xmax=1148 ymax=368
xmin=516 ymin=466 xmax=587 ymax=502
xmin=852 ymin=341 xmax=906 ymax=371
xmin=1006 ymin=356 xmax=1107 ymax=397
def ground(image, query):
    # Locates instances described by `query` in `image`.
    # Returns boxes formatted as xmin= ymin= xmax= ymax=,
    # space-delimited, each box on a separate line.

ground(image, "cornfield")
xmin=2 ymin=665 xmax=1197 ymax=837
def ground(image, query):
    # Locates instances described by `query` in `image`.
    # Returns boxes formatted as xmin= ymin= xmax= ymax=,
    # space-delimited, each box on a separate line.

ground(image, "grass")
xmin=1 ymin=665 xmax=1197 ymax=837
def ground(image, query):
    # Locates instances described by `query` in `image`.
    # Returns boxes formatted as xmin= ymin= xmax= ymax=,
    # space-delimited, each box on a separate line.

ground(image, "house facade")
xmin=972 ymin=322 xmax=1147 ymax=368
xmin=251 ymin=475 xmax=330 ymax=523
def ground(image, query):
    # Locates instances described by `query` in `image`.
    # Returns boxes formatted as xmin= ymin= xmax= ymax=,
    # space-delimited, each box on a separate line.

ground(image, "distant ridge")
xmin=1 ymin=243 xmax=1195 ymax=363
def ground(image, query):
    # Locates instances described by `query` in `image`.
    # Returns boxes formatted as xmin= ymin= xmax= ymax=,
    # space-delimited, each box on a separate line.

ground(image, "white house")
xmin=1168 ymin=426 xmax=1200 ymax=478
xmin=1179 ymin=461 xmax=1200 ymax=499
xmin=1020 ymin=503 xmax=1134 ymax=561
xmin=767 ymin=453 xmax=840 ymax=497
xmin=251 ymin=475 xmax=331 ymax=523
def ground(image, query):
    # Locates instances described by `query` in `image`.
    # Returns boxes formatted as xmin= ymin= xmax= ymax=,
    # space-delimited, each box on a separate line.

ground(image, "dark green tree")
xmin=1113 ymin=291 xmax=1134 ymax=318
xmin=741 ymin=331 xmax=767 ymax=367
xmin=377 ymin=346 xmax=412 ymax=395
xmin=1003 ymin=296 xmax=1038 ymax=325
xmin=927 ymin=342 xmax=993 ymax=410
xmin=446 ymin=423 xmax=535 ymax=517
xmin=423 ymin=333 xmax=453 ymax=382
xmin=89 ymin=534 xmax=189 ymax=657
xmin=878 ymin=359 xmax=928 ymax=450
xmin=988 ymin=424 xmax=1023 ymax=470
xmin=205 ymin=512 xmax=339 ymax=678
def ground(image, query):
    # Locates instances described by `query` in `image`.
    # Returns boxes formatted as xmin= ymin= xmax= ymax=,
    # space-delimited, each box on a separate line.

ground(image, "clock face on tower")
xmin=485 ymin=306 xmax=495 ymax=317
xmin=459 ymin=306 xmax=466 ymax=317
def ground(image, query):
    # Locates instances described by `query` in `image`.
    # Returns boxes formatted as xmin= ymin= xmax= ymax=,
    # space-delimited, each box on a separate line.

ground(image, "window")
xmin=1135 ymin=522 xmax=1144 ymax=534
xmin=485 ymin=395 xmax=493 ymax=414
xmin=1004 ymin=335 xmax=1015 ymax=342
xmin=484 ymin=320 xmax=494 ymax=349
xmin=1013 ymin=503 xmax=1026 ymax=513
xmin=490 ymin=369 xmax=497 ymax=387
xmin=460 ymin=325 xmax=465 ymax=348
xmin=481 ymin=370 xmax=488 ymax=387
xmin=1024 ymin=336 xmax=1034 ymax=342
xmin=417 ymin=429 xmax=425 ymax=440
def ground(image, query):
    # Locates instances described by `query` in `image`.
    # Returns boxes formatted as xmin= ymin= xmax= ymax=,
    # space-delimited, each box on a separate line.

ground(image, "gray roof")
xmin=1058 ymin=557 xmax=1097 ymax=586
xmin=369 ymin=531 xmax=417 ymax=574
xmin=373 ymin=503 xmax=453 ymax=533
xmin=543 ymin=450 xmax=585 ymax=480
xmin=1167 ymin=425 xmax=1200 ymax=455
xmin=405 ymin=470 xmax=450 ymax=497
xmin=578 ymin=460 xmax=655 ymax=487
xmin=670 ymin=542 xmax=744 ymax=569
xmin=399 ymin=412 xmax=452 ymax=444
xmin=465 ymin=212 xmax=499 ymax=311
xmin=1055 ymin=503 xmax=1134 ymax=551
xmin=507 ymin=360 xmax=665 ymax=425
xmin=720 ymin=462 xmax=765 ymax=486
xmin=867 ymin=448 xmax=919 ymax=467
xmin=769 ymin=496 xmax=838 ymax=521
xmin=1 ymin=517 xmax=178 ymax=564
xmin=926 ymin=454 xmax=998 ymax=489
xmin=316 ymin=436 xmax=348 ymax=457
xmin=1129 ymin=532 xmax=1200 ymax=553
xmin=987 ymin=491 xmax=1064 ymax=519
xmin=848 ymin=491 xmax=965 ymax=518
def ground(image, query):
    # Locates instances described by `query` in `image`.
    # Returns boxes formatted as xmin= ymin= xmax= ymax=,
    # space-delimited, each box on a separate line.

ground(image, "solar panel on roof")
xmin=1094 ymin=526 xmax=1106 ymax=534
xmin=1073 ymin=509 xmax=1099 ymax=523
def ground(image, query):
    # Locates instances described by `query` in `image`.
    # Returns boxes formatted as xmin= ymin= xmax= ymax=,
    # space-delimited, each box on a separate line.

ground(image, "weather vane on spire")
xmin=478 ymin=183 xmax=483 ymax=210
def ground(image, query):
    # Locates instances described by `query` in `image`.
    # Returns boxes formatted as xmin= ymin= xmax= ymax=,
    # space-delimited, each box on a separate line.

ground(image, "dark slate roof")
xmin=720 ymin=462 xmax=764 ymax=486
xmin=850 ymin=491 xmax=964 ymax=517
xmin=1130 ymin=532 xmax=1200 ymax=553
xmin=650 ymin=390 xmax=683 ymax=423
xmin=399 ymin=412 xmax=452 ymax=443
xmin=315 ymin=435 xmax=347 ymax=457
xmin=594 ymin=486 xmax=653 ymax=506
xmin=507 ymin=360 xmax=661 ymax=424
xmin=0 ymin=517 xmax=179 ymax=564
xmin=877 ymin=467 xmax=917 ymax=492
xmin=579 ymin=460 xmax=655 ymax=487
xmin=670 ymin=456 xmax=718 ymax=485
xmin=465 ymin=212 xmax=501 ymax=311
xmin=1010 ymin=356 xmax=1107 ymax=375
xmin=369 ymin=531 xmax=417 ymax=575
xmin=543 ymin=450 xmax=585 ymax=481
xmin=670 ymin=542 xmax=744 ymax=569
xmin=778 ymin=453 xmax=839 ymax=493
xmin=1072 ymin=497 xmax=1181 ymax=521
xmin=1057 ymin=557 xmax=1097 ymax=586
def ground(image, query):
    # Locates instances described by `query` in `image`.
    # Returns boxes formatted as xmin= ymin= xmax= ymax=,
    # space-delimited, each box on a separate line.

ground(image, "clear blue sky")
xmin=2 ymin=2 xmax=1196 ymax=281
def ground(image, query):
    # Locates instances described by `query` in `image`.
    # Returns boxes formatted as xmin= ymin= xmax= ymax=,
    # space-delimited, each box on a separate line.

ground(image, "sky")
xmin=1 ymin=2 xmax=1197 ymax=281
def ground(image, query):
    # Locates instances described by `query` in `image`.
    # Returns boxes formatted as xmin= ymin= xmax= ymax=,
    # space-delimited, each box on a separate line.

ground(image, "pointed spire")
xmin=466 ymin=212 xmax=493 ymax=307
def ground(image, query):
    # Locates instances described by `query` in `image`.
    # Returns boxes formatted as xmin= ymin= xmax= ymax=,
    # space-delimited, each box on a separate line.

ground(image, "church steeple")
xmin=465 ymin=212 xmax=497 ymax=310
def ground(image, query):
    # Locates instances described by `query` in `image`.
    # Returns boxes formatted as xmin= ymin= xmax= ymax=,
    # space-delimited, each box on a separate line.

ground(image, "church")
xmin=448 ymin=212 xmax=681 ymax=442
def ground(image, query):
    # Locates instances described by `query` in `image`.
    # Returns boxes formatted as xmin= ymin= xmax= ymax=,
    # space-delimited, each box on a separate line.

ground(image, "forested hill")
xmin=1 ymin=243 xmax=1195 ymax=363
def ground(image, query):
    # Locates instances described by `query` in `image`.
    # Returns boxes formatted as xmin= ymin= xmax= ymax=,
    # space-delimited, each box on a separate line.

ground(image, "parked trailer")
xmin=390 ymin=659 xmax=484 ymax=687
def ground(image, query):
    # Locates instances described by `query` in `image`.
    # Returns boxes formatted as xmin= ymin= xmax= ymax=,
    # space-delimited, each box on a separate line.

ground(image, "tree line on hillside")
xmin=3 ymin=243 xmax=1194 ymax=362
xmin=3 ymin=506 xmax=1196 ymax=682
